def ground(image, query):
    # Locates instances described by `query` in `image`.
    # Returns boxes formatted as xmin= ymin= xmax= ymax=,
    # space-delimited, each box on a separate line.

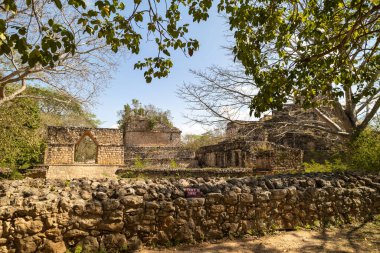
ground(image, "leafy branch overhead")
xmin=218 ymin=0 xmax=380 ymax=119
xmin=0 ymin=0 xmax=209 ymax=83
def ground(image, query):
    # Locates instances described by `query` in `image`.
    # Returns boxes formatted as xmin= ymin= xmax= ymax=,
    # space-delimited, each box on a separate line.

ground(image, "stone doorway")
xmin=74 ymin=133 xmax=98 ymax=164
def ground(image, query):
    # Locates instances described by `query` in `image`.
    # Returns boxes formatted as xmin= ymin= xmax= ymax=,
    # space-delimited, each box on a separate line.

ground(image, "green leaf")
xmin=53 ymin=0 xmax=63 ymax=9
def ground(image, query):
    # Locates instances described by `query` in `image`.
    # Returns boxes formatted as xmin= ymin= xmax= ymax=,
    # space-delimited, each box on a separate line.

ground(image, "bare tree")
xmin=178 ymin=64 xmax=380 ymax=140
xmin=178 ymin=66 xmax=257 ymax=125
xmin=0 ymin=0 xmax=120 ymax=106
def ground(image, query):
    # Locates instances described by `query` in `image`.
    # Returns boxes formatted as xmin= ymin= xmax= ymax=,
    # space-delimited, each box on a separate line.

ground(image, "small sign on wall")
xmin=184 ymin=188 xmax=202 ymax=198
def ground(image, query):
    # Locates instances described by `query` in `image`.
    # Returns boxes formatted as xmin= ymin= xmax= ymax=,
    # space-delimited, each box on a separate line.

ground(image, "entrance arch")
xmin=74 ymin=132 xmax=98 ymax=164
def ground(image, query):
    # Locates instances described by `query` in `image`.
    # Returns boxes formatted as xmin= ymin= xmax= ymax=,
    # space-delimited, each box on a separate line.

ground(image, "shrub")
xmin=304 ymin=159 xmax=348 ymax=173
xmin=348 ymin=129 xmax=380 ymax=172
xmin=304 ymin=128 xmax=380 ymax=173
xmin=169 ymin=159 xmax=178 ymax=169
xmin=134 ymin=156 xmax=146 ymax=169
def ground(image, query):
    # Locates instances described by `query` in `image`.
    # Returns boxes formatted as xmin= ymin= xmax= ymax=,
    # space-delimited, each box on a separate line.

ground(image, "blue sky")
xmin=93 ymin=7 xmax=235 ymax=134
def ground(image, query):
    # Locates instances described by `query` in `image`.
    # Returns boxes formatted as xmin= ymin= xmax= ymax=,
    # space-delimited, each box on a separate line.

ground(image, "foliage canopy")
xmin=0 ymin=0 xmax=211 ymax=86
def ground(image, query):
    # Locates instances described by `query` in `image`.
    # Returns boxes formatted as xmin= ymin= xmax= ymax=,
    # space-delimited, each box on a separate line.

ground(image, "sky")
xmin=93 ymin=7 xmax=236 ymax=135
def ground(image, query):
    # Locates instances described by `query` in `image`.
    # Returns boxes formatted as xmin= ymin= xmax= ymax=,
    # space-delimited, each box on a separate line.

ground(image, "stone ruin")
xmin=196 ymin=140 xmax=303 ymax=173
xmin=42 ymin=117 xmax=195 ymax=179
xmin=195 ymin=104 xmax=343 ymax=173
xmin=41 ymin=106 xmax=336 ymax=178
xmin=224 ymin=105 xmax=343 ymax=162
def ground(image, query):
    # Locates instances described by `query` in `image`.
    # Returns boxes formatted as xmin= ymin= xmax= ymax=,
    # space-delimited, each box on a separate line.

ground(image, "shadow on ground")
xmin=140 ymin=218 xmax=380 ymax=253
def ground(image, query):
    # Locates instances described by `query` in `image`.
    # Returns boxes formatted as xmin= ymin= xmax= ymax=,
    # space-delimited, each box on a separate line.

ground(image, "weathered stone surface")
xmin=0 ymin=173 xmax=378 ymax=252
xmin=42 ymin=240 xmax=67 ymax=253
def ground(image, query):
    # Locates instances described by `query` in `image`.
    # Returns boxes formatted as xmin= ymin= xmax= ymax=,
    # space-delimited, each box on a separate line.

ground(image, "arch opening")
xmin=74 ymin=134 xmax=98 ymax=164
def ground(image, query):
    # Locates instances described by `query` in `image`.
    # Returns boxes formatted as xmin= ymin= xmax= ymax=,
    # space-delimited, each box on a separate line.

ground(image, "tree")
xmin=179 ymin=66 xmax=255 ymax=126
xmin=216 ymin=0 xmax=380 ymax=138
xmin=0 ymin=1 xmax=124 ymax=106
xmin=117 ymin=99 xmax=173 ymax=129
xmin=32 ymin=87 xmax=101 ymax=127
xmin=179 ymin=63 xmax=379 ymax=141
xmin=2 ymin=0 xmax=378 ymax=138
xmin=0 ymin=0 xmax=213 ymax=105
xmin=0 ymin=98 xmax=43 ymax=168
xmin=0 ymin=88 xmax=100 ymax=169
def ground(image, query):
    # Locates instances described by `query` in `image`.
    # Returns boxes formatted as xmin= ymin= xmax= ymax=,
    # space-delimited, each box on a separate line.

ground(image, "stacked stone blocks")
xmin=0 ymin=173 xmax=379 ymax=252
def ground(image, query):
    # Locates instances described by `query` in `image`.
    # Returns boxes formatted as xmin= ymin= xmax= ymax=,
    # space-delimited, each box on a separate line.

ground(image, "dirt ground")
xmin=140 ymin=219 xmax=380 ymax=253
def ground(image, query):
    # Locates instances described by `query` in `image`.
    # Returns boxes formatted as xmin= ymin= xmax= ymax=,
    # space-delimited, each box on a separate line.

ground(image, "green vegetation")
xmin=169 ymin=159 xmax=179 ymax=169
xmin=0 ymin=87 xmax=99 ymax=173
xmin=74 ymin=136 xmax=97 ymax=163
xmin=304 ymin=160 xmax=349 ymax=173
xmin=220 ymin=0 xmax=379 ymax=139
xmin=0 ymin=0 xmax=209 ymax=104
xmin=117 ymin=99 xmax=173 ymax=130
xmin=0 ymin=98 xmax=43 ymax=169
xmin=349 ymin=128 xmax=380 ymax=172
xmin=133 ymin=156 xmax=146 ymax=169
xmin=304 ymin=127 xmax=380 ymax=173
xmin=182 ymin=130 xmax=224 ymax=151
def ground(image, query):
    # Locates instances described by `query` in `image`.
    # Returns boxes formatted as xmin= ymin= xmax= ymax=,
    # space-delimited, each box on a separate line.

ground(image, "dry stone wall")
xmin=0 ymin=173 xmax=379 ymax=252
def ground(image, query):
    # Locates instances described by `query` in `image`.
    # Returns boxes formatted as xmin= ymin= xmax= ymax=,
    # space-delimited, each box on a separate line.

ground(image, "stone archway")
xmin=74 ymin=131 xmax=98 ymax=164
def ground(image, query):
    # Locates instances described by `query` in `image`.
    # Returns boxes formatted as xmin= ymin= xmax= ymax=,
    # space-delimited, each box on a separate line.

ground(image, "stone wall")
xmin=124 ymin=117 xmax=181 ymax=147
xmin=116 ymin=167 xmax=256 ymax=178
xmin=225 ymin=106 xmax=345 ymax=163
xmin=46 ymin=165 xmax=119 ymax=180
xmin=44 ymin=127 xmax=124 ymax=165
xmin=124 ymin=132 xmax=181 ymax=147
xmin=124 ymin=146 xmax=195 ymax=167
xmin=0 ymin=174 xmax=379 ymax=252
xmin=196 ymin=139 xmax=303 ymax=172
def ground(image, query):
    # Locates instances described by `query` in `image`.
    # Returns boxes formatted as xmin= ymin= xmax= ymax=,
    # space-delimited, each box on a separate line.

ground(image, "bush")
xmin=304 ymin=128 xmax=380 ymax=173
xmin=134 ymin=156 xmax=146 ymax=169
xmin=304 ymin=159 xmax=348 ymax=173
xmin=348 ymin=129 xmax=380 ymax=172
xmin=169 ymin=159 xmax=178 ymax=169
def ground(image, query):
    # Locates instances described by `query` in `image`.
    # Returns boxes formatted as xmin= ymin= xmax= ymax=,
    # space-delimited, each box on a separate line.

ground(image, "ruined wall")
xmin=196 ymin=140 xmax=303 ymax=172
xmin=124 ymin=132 xmax=181 ymax=147
xmin=44 ymin=127 xmax=124 ymax=165
xmin=224 ymin=106 xmax=344 ymax=163
xmin=0 ymin=173 xmax=379 ymax=252
xmin=124 ymin=117 xmax=181 ymax=147
xmin=124 ymin=146 xmax=195 ymax=167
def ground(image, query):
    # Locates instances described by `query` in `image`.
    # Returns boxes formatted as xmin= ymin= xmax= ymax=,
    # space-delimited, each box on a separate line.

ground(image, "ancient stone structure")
xmin=225 ymin=105 xmax=344 ymax=162
xmin=196 ymin=107 xmax=310 ymax=171
xmin=122 ymin=117 xmax=194 ymax=166
xmin=196 ymin=140 xmax=303 ymax=173
xmin=0 ymin=173 xmax=379 ymax=252
xmin=124 ymin=116 xmax=181 ymax=147
xmin=43 ymin=118 xmax=195 ymax=178
xmin=44 ymin=127 xmax=124 ymax=165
